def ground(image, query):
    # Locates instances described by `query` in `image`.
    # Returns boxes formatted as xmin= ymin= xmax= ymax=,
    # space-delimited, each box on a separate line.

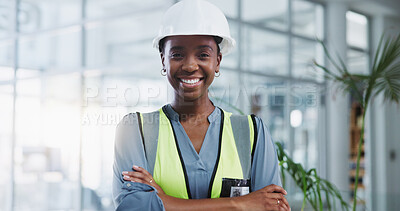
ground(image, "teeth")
xmin=181 ymin=78 xmax=200 ymax=84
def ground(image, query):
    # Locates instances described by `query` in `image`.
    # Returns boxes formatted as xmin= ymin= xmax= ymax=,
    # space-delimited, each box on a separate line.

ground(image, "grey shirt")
xmin=113 ymin=104 xmax=282 ymax=210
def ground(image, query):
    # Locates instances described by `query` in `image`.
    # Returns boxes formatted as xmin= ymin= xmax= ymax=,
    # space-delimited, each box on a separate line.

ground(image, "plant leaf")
xmin=373 ymin=60 xmax=400 ymax=103
xmin=274 ymin=142 xmax=349 ymax=210
xmin=373 ymin=34 xmax=400 ymax=76
xmin=316 ymin=39 xmax=346 ymax=75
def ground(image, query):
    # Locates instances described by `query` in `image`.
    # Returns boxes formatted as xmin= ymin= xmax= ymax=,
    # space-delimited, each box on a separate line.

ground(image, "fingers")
xmin=132 ymin=165 xmax=150 ymax=175
xmin=261 ymin=185 xmax=290 ymax=210
xmin=270 ymin=197 xmax=290 ymax=211
xmin=123 ymin=171 xmax=150 ymax=181
xmin=279 ymin=195 xmax=290 ymax=210
xmin=280 ymin=201 xmax=291 ymax=211
xmin=122 ymin=166 xmax=165 ymax=194
xmin=122 ymin=165 xmax=154 ymax=185
xmin=264 ymin=184 xmax=290 ymax=209
xmin=262 ymin=192 xmax=289 ymax=206
xmin=265 ymin=184 xmax=288 ymax=195
xmin=280 ymin=202 xmax=290 ymax=211
xmin=268 ymin=193 xmax=285 ymax=199
xmin=271 ymin=194 xmax=290 ymax=210
xmin=276 ymin=198 xmax=290 ymax=211
xmin=132 ymin=165 xmax=154 ymax=179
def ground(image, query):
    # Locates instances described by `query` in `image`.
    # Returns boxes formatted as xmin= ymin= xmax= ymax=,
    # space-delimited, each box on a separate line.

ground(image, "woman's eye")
xmin=171 ymin=53 xmax=183 ymax=58
xmin=199 ymin=53 xmax=210 ymax=58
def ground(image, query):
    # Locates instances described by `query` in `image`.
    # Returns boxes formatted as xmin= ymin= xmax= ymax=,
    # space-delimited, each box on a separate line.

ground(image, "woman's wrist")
xmin=229 ymin=197 xmax=241 ymax=211
xmin=157 ymin=193 xmax=243 ymax=211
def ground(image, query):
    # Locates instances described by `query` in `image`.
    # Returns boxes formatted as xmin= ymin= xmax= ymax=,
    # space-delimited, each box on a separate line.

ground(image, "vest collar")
xmin=163 ymin=103 xmax=221 ymax=123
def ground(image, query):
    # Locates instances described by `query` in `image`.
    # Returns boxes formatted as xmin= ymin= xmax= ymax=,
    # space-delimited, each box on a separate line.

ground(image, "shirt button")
xmin=127 ymin=183 xmax=131 ymax=187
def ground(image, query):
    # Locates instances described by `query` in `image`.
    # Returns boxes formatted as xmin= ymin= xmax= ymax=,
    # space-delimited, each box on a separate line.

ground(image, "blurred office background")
xmin=0 ymin=0 xmax=399 ymax=210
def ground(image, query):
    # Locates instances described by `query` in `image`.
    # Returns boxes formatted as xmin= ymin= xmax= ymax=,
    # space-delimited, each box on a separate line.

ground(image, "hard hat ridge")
xmin=153 ymin=0 xmax=236 ymax=55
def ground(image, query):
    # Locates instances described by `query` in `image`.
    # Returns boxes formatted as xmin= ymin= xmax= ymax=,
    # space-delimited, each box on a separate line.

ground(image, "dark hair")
xmin=158 ymin=36 xmax=222 ymax=54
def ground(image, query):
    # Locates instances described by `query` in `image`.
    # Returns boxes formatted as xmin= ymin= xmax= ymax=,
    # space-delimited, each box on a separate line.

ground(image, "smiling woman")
xmin=112 ymin=0 xmax=290 ymax=210
xmin=162 ymin=35 xmax=221 ymax=104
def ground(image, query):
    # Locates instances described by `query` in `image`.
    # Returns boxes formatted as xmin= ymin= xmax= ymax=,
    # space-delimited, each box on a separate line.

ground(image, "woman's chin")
xmin=176 ymin=91 xmax=208 ymax=103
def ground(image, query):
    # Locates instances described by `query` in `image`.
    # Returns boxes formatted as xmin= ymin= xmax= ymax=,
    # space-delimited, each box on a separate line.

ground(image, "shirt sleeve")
xmin=112 ymin=113 xmax=165 ymax=210
xmin=250 ymin=116 xmax=282 ymax=192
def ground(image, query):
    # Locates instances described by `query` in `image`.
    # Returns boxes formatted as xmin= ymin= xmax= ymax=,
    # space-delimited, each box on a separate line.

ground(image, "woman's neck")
xmin=170 ymin=96 xmax=215 ymax=121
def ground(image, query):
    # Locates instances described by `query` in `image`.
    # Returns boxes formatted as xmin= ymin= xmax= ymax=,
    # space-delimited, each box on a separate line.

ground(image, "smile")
xmin=179 ymin=77 xmax=204 ymax=88
xmin=181 ymin=78 xmax=200 ymax=84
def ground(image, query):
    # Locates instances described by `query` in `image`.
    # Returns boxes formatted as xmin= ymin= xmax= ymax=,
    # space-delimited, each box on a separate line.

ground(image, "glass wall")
xmin=0 ymin=63 xmax=14 ymax=211
xmin=2 ymin=0 xmax=327 ymax=210
xmin=0 ymin=1 xmax=14 ymax=210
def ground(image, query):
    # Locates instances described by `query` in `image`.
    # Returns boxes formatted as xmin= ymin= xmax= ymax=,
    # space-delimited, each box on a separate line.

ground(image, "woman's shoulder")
xmin=117 ymin=112 xmax=138 ymax=126
xmin=117 ymin=109 xmax=160 ymax=127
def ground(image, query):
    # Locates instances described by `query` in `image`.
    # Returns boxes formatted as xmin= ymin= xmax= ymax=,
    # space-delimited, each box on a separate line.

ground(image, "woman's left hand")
xmin=122 ymin=165 xmax=165 ymax=194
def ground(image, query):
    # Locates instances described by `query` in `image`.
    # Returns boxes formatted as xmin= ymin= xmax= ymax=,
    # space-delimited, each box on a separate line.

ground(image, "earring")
xmin=161 ymin=68 xmax=167 ymax=76
xmin=215 ymin=71 xmax=220 ymax=77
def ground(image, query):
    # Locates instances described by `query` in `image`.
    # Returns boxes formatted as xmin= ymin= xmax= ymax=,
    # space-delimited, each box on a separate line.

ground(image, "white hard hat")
xmin=153 ymin=0 xmax=236 ymax=55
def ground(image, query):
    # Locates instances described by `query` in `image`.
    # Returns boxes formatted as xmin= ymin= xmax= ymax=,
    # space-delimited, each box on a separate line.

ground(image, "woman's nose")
xmin=182 ymin=56 xmax=199 ymax=72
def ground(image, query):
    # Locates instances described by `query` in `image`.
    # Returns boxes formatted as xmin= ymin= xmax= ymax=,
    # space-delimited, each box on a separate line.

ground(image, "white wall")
xmin=325 ymin=2 xmax=350 ymax=201
xmin=370 ymin=15 xmax=400 ymax=211
xmin=379 ymin=16 xmax=400 ymax=211
xmin=385 ymin=102 xmax=400 ymax=210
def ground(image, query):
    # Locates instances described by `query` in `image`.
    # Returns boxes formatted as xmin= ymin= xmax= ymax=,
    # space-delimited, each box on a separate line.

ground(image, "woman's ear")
xmin=216 ymin=52 xmax=222 ymax=72
xmin=160 ymin=53 xmax=165 ymax=68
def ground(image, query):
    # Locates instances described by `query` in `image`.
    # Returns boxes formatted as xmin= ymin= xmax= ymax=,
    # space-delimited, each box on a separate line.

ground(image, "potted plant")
xmin=314 ymin=33 xmax=400 ymax=211
xmin=216 ymin=98 xmax=349 ymax=210
xmin=276 ymin=142 xmax=349 ymax=211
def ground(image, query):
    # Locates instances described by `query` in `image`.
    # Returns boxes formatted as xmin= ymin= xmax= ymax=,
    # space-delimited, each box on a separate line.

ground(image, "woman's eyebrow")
xmin=196 ymin=45 xmax=214 ymax=51
xmin=170 ymin=46 xmax=184 ymax=51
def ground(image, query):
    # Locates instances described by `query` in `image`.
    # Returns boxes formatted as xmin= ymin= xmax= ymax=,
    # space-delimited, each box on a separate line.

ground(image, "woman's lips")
xmin=179 ymin=78 xmax=203 ymax=88
xmin=181 ymin=78 xmax=200 ymax=84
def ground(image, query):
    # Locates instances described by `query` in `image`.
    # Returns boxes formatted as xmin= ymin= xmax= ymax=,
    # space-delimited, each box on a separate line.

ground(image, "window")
xmin=346 ymin=11 xmax=369 ymax=74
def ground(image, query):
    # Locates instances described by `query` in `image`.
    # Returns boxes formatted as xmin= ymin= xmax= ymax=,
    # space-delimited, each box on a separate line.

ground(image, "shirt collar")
xmin=164 ymin=103 xmax=220 ymax=123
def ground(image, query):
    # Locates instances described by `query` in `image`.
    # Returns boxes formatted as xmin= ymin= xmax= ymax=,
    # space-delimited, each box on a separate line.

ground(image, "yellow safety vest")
xmin=136 ymin=106 xmax=258 ymax=199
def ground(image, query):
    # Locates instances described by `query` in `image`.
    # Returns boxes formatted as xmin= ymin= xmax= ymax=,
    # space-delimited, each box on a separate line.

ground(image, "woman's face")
xmin=161 ymin=35 xmax=222 ymax=102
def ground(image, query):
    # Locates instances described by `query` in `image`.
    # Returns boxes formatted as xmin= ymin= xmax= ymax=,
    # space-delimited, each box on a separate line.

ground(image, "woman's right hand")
xmin=233 ymin=184 xmax=290 ymax=211
xmin=122 ymin=165 xmax=165 ymax=195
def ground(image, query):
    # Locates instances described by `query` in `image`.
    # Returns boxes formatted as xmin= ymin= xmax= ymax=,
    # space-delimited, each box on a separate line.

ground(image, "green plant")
xmin=314 ymin=33 xmax=400 ymax=211
xmin=213 ymin=97 xmax=349 ymax=210
xmin=276 ymin=142 xmax=349 ymax=211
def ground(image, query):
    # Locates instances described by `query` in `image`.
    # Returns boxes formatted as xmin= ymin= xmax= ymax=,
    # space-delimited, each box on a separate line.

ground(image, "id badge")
xmin=230 ymin=186 xmax=250 ymax=197
xmin=220 ymin=178 xmax=251 ymax=197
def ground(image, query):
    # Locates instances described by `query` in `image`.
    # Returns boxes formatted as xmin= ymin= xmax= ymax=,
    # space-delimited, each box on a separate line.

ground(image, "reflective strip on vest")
xmin=209 ymin=111 xmax=244 ymax=198
xmin=153 ymin=108 xmax=189 ymax=198
xmin=138 ymin=107 xmax=256 ymax=199
xmin=248 ymin=115 xmax=255 ymax=152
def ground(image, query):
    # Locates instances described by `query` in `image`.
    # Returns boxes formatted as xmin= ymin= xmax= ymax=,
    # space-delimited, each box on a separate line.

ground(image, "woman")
xmin=112 ymin=0 xmax=290 ymax=210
